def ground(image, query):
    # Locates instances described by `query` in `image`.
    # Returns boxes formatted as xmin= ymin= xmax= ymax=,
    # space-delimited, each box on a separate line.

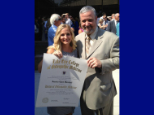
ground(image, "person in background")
xmin=98 ymin=19 xmax=106 ymax=30
xmin=41 ymin=17 xmax=45 ymax=41
xmin=37 ymin=16 xmax=43 ymax=41
xmin=70 ymin=15 xmax=79 ymax=34
xmin=35 ymin=18 xmax=39 ymax=32
xmin=46 ymin=17 xmax=51 ymax=32
xmin=115 ymin=13 xmax=120 ymax=37
xmin=65 ymin=13 xmax=72 ymax=27
xmin=48 ymin=14 xmax=61 ymax=46
xmin=96 ymin=13 xmax=102 ymax=25
xmin=107 ymin=16 xmax=112 ymax=21
xmin=35 ymin=19 xmax=39 ymax=41
xmin=69 ymin=15 xmax=75 ymax=31
xmin=78 ymin=22 xmax=84 ymax=34
xmin=107 ymin=14 xmax=115 ymax=21
xmin=61 ymin=14 xmax=66 ymax=24
xmin=111 ymin=13 xmax=115 ymax=20
xmin=61 ymin=16 xmax=66 ymax=24
xmin=44 ymin=17 xmax=48 ymax=40
xmin=103 ymin=17 xmax=109 ymax=30
xmin=61 ymin=13 xmax=66 ymax=20
xmin=106 ymin=13 xmax=120 ymax=36
xmin=38 ymin=24 xmax=77 ymax=115
xmin=100 ymin=12 xmax=106 ymax=21
xmin=74 ymin=17 xmax=79 ymax=36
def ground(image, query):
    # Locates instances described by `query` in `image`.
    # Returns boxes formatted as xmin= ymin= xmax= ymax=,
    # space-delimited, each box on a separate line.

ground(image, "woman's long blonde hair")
xmin=99 ymin=19 xmax=103 ymax=23
xmin=47 ymin=24 xmax=77 ymax=51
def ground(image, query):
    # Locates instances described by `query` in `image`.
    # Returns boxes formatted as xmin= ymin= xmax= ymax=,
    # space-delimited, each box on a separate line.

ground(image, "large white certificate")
xmin=36 ymin=53 xmax=88 ymax=107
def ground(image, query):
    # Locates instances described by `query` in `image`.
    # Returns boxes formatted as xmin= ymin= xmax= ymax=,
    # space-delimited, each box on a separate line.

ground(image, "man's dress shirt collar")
xmin=85 ymin=27 xmax=98 ymax=40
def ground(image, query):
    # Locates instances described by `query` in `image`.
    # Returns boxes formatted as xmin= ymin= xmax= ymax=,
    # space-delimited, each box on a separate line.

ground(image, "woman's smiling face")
xmin=60 ymin=27 xmax=72 ymax=45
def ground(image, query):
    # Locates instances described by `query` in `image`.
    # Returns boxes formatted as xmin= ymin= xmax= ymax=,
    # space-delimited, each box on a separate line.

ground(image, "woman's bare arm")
xmin=38 ymin=48 xmax=55 ymax=73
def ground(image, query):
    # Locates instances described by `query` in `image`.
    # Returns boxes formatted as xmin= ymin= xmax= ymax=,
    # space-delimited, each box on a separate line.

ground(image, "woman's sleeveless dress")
xmin=47 ymin=49 xmax=78 ymax=115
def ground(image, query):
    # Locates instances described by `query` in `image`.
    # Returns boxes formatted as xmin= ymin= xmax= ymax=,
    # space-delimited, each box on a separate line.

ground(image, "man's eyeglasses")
xmin=58 ymin=18 xmax=62 ymax=21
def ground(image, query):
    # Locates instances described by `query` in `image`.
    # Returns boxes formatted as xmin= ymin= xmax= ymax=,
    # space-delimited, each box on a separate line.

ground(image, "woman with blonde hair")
xmin=98 ymin=18 xmax=106 ymax=30
xmin=38 ymin=24 xmax=77 ymax=115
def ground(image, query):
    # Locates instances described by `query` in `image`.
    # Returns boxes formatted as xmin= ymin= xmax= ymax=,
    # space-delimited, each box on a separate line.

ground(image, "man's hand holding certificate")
xmin=36 ymin=53 xmax=88 ymax=107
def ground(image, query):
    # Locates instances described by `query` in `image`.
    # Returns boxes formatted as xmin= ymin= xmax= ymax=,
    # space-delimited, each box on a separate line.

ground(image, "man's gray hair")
xmin=50 ymin=14 xmax=60 ymax=25
xmin=79 ymin=6 xmax=97 ymax=18
xmin=115 ymin=13 xmax=119 ymax=17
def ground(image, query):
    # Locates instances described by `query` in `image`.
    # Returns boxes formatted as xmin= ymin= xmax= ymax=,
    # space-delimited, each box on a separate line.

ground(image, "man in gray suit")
xmin=106 ymin=13 xmax=120 ymax=35
xmin=75 ymin=6 xmax=119 ymax=115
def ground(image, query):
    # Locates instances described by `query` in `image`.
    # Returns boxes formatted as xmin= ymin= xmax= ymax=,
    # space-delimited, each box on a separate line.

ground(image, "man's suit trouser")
xmin=80 ymin=91 xmax=113 ymax=115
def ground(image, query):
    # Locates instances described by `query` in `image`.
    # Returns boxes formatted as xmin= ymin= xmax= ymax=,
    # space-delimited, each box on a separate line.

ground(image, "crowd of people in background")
xmin=35 ymin=11 xmax=120 ymax=44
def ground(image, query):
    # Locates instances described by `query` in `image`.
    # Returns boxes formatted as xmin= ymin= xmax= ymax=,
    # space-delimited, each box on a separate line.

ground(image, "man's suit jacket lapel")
xmin=112 ymin=20 xmax=116 ymax=33
xmin=112 ymin=20 xmax=115 ymax=28
xmin=86 ymin=29 xmax=105 ymax=59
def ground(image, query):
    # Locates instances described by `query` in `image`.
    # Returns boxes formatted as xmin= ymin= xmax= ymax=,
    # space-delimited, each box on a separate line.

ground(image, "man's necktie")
xmin=86 ymin=36 xmax=91 ymax=57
